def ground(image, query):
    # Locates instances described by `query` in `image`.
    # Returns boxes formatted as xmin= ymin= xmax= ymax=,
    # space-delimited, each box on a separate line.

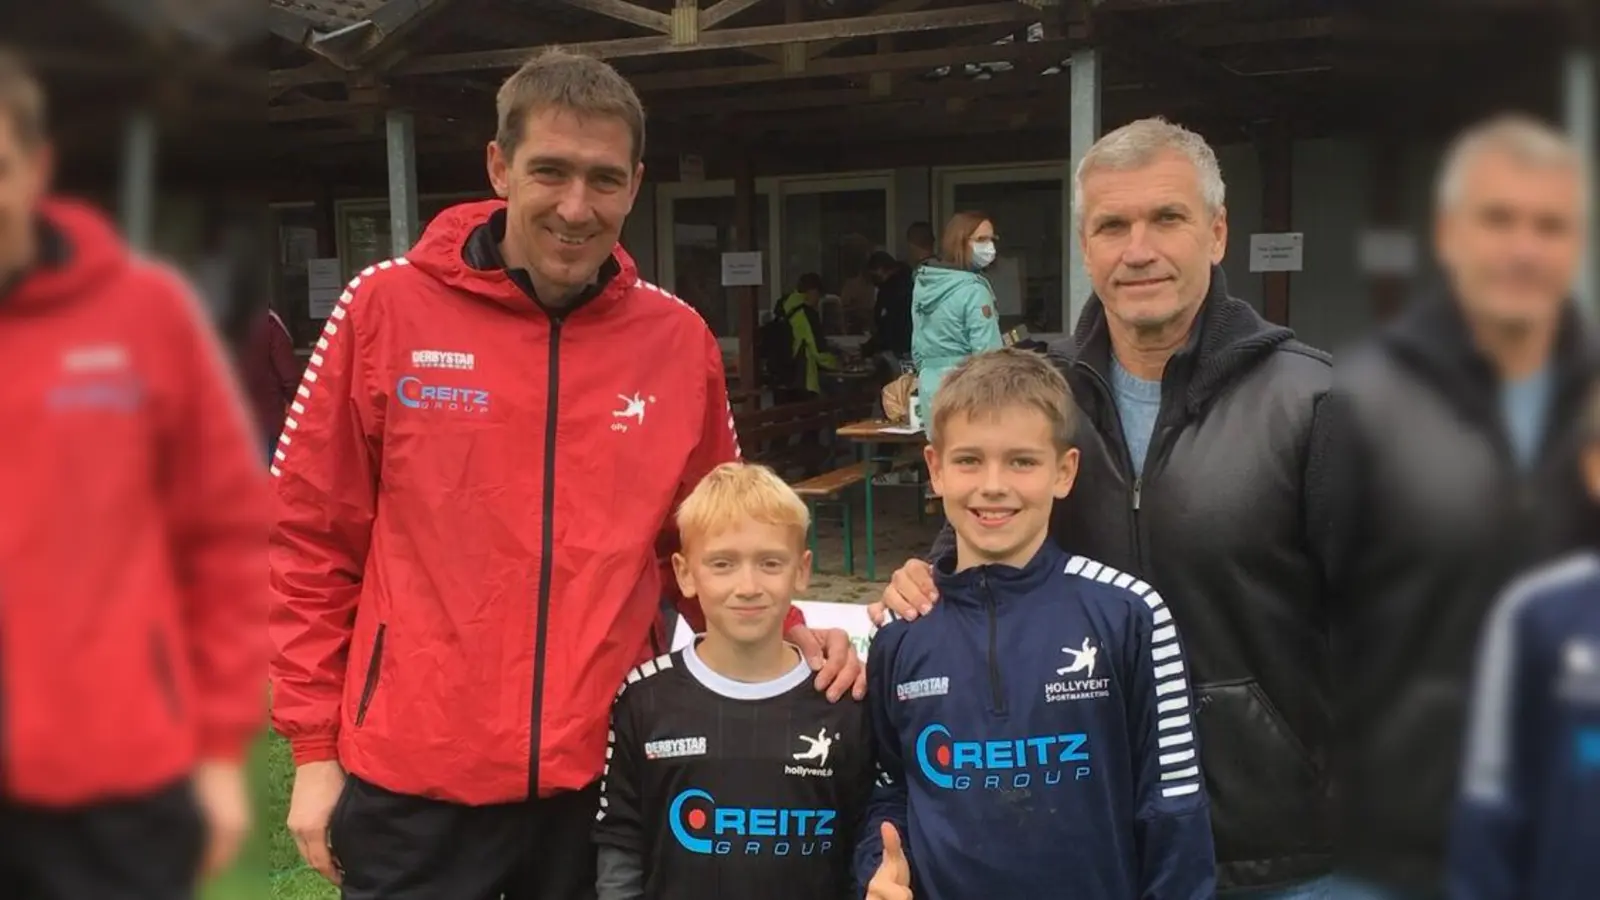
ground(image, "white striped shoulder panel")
xmin=616 ymin=652 xmax=677 ymax=697
xmin=270 ymin=257 xmax=411 ymax=478
xmin=1462 ymin=552 xmax=1600 ymax=805
xmin=1063 ymin=555 xmax=1199 ymax=798
xmin=598 ymin=652 xmax=678 ymax=822
xmin=633 ymin=278 xmax=742 ymax=460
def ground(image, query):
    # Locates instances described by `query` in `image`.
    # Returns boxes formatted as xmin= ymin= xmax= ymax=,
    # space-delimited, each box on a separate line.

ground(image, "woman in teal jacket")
xmin=912 ymin=210 xmax=1004 ymax=425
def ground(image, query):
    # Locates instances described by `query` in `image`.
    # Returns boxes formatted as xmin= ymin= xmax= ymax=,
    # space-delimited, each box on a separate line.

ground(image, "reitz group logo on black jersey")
xmin=668 ymin=789 xmax=836 ymax=857
xmin=915 ymin=723 xmax=1092 ymax=791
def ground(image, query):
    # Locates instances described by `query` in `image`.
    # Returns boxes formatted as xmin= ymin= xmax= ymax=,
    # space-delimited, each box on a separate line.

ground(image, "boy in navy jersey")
xmin=857 ymin=348 xmax=1215 ymax=900
xmin=1448 ymin=381 xmax=1600 ymax=900
xmin=594 ymin=462 xmax=871 ymax=900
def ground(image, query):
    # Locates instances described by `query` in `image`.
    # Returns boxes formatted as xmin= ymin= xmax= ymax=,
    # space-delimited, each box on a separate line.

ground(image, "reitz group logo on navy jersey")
xmin=668 ymin=788 xmax=836 ymax=857
xmin=396 ymin=375 xmax=490 ymax=413
xmin=1578 ymin=727 xmax=1600 ymax=772
xmin=915 ymin=723 xmax=1092 ymax=791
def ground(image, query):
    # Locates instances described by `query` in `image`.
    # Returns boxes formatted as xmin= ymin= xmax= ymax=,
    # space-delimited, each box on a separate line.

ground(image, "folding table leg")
xmin=842 ymin=493 xmax=855 ymax=576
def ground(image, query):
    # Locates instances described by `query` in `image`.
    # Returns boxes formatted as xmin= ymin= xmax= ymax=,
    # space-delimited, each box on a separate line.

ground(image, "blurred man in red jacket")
xmin=0 ymin=49 xmax=267 ymax=898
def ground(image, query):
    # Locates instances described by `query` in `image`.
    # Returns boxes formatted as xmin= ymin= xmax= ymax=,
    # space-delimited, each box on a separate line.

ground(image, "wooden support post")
xmin=734 ymin=151 xmax=760 ymax=410
xmin=1258 ymin=121 xmax=1292 ymax=326
xmin=1368 ymin=137 xmax=1406 ymax=325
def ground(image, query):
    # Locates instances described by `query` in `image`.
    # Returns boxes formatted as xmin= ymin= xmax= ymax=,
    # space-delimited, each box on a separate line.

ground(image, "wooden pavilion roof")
xmin=257 ymin=0 xmax=1590 ymax=179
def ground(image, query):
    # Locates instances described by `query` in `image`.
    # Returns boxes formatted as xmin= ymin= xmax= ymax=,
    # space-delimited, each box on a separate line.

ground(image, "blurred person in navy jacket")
xmin=0 ymin=49 xmax=267 ymax=898
xmin=1331 ymin=114 xmax=1595 ymax=899
xmin=1447 ymin=380 xmax=1600 ymax=900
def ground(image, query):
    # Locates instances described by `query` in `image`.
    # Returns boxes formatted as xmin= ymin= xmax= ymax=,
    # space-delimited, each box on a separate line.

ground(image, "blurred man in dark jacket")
xmin=864 ymin=250 xmax=913 ymax=359
xmin=1332 ymin=114 xmax=1595 ymax=900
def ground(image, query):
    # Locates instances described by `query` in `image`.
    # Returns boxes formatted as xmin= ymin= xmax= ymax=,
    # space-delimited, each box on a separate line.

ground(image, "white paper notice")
xmin=720 ymin=251 xmax=764 ymax=287
xmin=1249 ymin=233 xmax=1304 ymax=273
xmin=307 ymin=258 xmax=343 ymax=319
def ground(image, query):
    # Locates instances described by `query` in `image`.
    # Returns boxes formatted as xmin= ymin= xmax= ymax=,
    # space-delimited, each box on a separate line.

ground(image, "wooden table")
xmin=835 ymin=419 xmax=928 ymax=579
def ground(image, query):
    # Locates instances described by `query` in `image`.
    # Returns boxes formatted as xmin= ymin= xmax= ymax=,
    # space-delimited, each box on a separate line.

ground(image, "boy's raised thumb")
xmin=881 ymin=821 xmax=904 ymax=860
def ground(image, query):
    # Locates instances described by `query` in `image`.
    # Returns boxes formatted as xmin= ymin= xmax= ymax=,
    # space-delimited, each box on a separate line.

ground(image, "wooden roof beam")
xmin=701 ymin=0 xmax=771 ymax=29
xmin=630 ymin=35 xmax=1078 ymax=91
xmin=554 ymin=0 xmax=672 ymax=33
xmin=390 ymin=3 xmax=1046 ymax=75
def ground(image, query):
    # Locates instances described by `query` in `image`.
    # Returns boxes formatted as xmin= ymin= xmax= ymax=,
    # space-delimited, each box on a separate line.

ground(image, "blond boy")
xmin=595 ymin=463 xmax=871 ymax=900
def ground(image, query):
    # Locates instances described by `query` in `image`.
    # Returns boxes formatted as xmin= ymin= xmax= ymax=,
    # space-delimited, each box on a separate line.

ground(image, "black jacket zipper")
xmin=529 ymin=315 xmax=564 ymax=798
xmin=1075 ymin=360 xmax=1146 ymax=566
xmin=980 ymin=573 xmax=1006 ymax=714
xmin=355 ymin=623 xmax=387 ymax=727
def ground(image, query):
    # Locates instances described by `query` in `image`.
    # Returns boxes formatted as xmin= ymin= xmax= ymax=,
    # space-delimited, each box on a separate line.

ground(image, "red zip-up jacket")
xmin=0 ymin=200 xmax=267 ymax=806
xmin=269 ymin=200 xmax=795 ymax=805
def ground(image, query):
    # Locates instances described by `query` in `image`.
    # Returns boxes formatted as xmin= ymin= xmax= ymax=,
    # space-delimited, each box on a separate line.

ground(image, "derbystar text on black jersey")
xmin=593 ymin=643 xmax=872 ymax=900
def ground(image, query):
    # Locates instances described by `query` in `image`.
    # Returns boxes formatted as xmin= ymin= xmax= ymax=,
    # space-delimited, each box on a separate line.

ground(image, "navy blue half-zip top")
xmin=980 ymin=572 xmax=1007 ymax=715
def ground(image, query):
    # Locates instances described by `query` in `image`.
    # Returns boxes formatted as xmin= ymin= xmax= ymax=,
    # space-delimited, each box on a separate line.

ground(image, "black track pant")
xmin=0 ymin=778 xmax=204 ymax=900
xmin=332 ymin=774 xmax=599 ymax=900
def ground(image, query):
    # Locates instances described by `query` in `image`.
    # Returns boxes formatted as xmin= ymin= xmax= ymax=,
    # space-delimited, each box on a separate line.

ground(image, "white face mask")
xmin=970 ymin=240 xmax=996 ymax=270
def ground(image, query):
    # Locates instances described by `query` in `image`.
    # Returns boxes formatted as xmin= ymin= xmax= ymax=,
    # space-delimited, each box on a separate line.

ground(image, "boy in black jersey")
xmin=594 ymin=461 xmax=872 ymax=900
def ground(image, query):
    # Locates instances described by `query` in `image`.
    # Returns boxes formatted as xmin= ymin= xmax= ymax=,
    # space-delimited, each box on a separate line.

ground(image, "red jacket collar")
xmin=405 ymin=199 xmax=638 ymax=319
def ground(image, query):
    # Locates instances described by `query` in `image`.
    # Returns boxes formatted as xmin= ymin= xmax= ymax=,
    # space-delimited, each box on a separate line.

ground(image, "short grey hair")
xmin=1435 ymin=114 xmax=1589 ymax=212
xmin=1073 ymin=117 xmax=1226 ymax=229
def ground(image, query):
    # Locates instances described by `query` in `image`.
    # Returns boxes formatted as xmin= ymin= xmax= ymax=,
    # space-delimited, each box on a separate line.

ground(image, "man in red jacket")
xmin=270 ymin=48 xmax=865 ymax=900
xmin=0 ymin=50 xmax=266 ymax=897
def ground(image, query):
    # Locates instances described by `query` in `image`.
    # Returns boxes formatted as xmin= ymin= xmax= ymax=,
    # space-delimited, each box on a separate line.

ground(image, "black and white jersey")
xmin=593 ymin=643 xmax=872 ymax=900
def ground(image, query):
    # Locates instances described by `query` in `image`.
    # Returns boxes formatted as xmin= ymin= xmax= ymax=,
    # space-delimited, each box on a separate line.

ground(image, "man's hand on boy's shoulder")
xmin=870 ymin=559 xmax=939 ymax=625
xmin=789 ymin=625 xmax=867 ymax=701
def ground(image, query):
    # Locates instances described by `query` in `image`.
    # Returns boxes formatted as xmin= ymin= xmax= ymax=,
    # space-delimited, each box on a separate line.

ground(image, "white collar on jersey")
xmin=683 ymin=639 xmax=813 ymax=701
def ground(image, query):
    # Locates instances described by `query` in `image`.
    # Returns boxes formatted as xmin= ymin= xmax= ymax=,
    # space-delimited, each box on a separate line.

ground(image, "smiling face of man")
xmin=484 ymin=50 xmax=647 ymax=307
xmin=488 ymin=105 xmax=642 ymax=306
xmin=1078 ymin=148 xmax=1227 ymax=340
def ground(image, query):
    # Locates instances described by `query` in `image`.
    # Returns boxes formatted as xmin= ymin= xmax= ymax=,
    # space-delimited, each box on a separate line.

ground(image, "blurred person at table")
xmin=269 ymin=48 xmax=863 ymax=900
xmin=862 ymin=249 xmax=913 ymax=364
xmin=910 ymin=210 xmax=1004 ymax=426
xmin=0 ymin=48 xmax=266 ymax=898
xmin=905 ymin=220 xmax=936 ymax=269
xmin=773 ymin=271 xmax=840 ymax=403
xmin=1331 ymin=113 xmax=1596 ymax=900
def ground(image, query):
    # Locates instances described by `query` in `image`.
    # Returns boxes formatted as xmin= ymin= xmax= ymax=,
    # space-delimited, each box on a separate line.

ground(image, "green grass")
xmin=200 ymin=730 xmax=337 ymax=900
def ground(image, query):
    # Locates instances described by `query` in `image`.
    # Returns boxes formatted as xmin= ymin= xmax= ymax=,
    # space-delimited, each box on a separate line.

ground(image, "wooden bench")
xmin=732 ymin=391 xmax=875 ymax=479
xmin=792 ymin=463 xmax=868 ymax=575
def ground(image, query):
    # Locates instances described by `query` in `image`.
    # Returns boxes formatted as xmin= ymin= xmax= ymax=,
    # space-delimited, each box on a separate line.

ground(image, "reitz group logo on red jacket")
xmin=395 ymin=375 xmax=491 ymax=413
